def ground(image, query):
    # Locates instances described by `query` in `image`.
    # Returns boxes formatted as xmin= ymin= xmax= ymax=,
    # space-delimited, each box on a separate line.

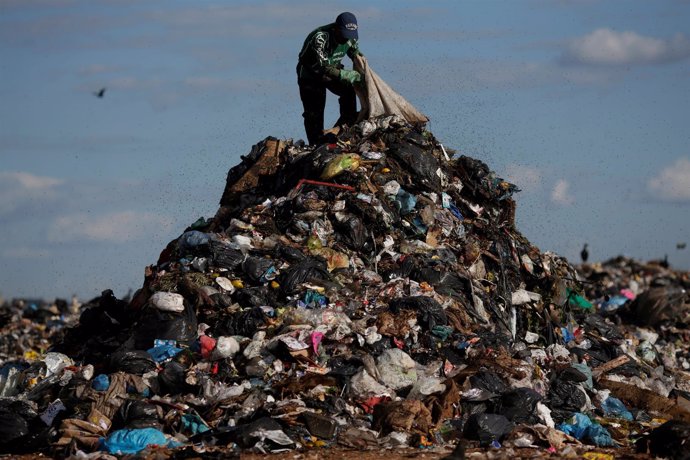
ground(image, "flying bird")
xmin=93 ymin=88 xmax=106 ymax=98
xmin=677 ymin=242 xmax=687 ymax=250
xmin=580 ymin=243 xmax=589 ymax=263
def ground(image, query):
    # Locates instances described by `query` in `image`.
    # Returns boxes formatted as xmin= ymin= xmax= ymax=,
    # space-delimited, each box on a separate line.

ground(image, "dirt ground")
xmin=1 ymin=442 xmax=652 ymax=459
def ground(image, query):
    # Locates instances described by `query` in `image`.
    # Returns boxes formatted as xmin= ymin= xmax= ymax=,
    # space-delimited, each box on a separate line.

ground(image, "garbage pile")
xmin=1 ymin=116 xmax=689 ymax=458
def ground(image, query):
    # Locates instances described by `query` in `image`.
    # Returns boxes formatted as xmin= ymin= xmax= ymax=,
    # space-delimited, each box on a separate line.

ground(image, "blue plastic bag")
xmin=557 ymin=413 xmax=616 ymax=447
xmin=602 ymin=396 xmax=633 ymax=421
xmin=599 ymin=295 xmax=629 ymax=313
xmin=395 ymin=188 xmax=417 ymax=215
xmin=178 ymin=231 xmax=210 ymax=253
xmin=91 ymin=374 xmax=110 ymax=392
xmin=101 ymin=428 xmax=172 ymax=454
xmin=147 ymin=343 xmax=182 ymax=363
xmin=181 ymin=414 xmax=210 ymax=435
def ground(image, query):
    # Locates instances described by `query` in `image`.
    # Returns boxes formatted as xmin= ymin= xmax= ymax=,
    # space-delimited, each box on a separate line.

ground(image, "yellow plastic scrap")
xmin=320 ymin=153 xmax=361 ymax=179
xmin=583 ymin=453 xmax=614 ymax=460
xmin=231 ymin=279 xmax=244 ymax=289
xmin=270 ymin=281 xmax=280 ymax=289
xmin=23 ymin=350 xmax=40 ymax=362
xmin=381 ymin=167 xmax=391 ymax=173
xmin=307 ymin=235 xmax=323 ymax=250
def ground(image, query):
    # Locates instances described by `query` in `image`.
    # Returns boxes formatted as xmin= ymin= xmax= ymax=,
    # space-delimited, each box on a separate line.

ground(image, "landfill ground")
xmin=1 ymin=116 xmax=689 ymax=459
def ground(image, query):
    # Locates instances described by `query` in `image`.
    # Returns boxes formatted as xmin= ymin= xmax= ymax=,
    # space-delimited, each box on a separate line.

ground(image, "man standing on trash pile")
xmin=297 ymin=12 xmax=363 ymax=145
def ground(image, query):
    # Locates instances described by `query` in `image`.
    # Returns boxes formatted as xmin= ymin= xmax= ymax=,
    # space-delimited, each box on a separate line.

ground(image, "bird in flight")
xmin=93 ymin=88 xmax=106 ymax=98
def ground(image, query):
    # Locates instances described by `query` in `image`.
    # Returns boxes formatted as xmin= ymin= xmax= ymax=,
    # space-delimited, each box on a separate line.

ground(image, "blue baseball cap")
xmin=335 ymin=12 xmax=358 ymax=40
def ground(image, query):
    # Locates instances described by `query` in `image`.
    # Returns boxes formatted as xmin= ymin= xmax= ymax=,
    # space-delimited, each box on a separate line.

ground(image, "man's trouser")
xmin=298 ymin=78 xmax=357 ymax=145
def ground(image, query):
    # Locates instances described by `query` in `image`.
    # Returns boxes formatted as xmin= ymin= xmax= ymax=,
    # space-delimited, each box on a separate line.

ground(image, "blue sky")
xmin=1 ymin=0 xmax=689 ymax=301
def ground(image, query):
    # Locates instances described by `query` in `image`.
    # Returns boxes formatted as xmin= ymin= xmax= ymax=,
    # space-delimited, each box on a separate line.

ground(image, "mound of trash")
xmin=1 ymin=116 xmax=689 ymax=458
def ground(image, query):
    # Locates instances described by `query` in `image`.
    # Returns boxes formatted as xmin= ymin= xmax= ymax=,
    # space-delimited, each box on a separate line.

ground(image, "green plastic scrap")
xmin=431 ymin=325 xmax=454 ymax=341
xmin=566 ymin=288 xmax=593 ymax=310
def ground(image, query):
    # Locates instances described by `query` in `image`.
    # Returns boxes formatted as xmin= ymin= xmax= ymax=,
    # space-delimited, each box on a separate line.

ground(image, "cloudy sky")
xmin=1 ymin=0 xmax=689 ymax=301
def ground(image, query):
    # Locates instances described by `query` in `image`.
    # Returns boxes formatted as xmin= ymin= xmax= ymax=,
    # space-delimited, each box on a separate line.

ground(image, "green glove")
xmin=325 ymin=66 xmax=341 ymax=79
xmin=340 ymin=69 xmax=362 ymax=85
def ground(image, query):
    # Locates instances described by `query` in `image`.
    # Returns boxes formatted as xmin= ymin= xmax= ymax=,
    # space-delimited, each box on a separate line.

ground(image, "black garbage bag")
xmin=275 ymin=244 xmax=306 ymax=264
xmin=0 ymin=400 xmax=54 ymax=453
xmin=158 ymin=361 xmax=195 ymax=396
xmin=235 ymin=417 xmax=293 ymax=449
xmin=412 ymin=268 xmax=471 ymax=298
xmin=215 ymin=307 xmax=266 ymax=337
xmin=463 ymin=413 xmax=514 ymax=446
xmin=548 ymin=378 xmax=586 ymax=415
xmin=326 ymin=356 xmax=361 ymax=379
xmin=636 ymin=420 xmax=690 ymax=460
xmin=188 ymin=425 xmax=239 ymax=449
xmin=109 ymin=350 xmax=157 ymax=375
xmin=380 ymin=255 xmax=417 ymax=281
xmin=210 ymin=240 xmax=245 ymax=270
xmin=0 ymin=408 xmax=29 ymax=445
xmin=496 ymin=388 xmax=542 ymax=424
xmin=279 ymin=258 xmax=330 ymax=295
xmin=558 ymin=366 xmax=589 ymax=383
xmin=389 ymin=296 xmax=448 ymax=330
xmin=115 ymin=399 xmax=161 ymax=429
xmin=388 ymin=141 xmax=442 ymax=192
xmin=583 ymin=314 xmax=624 ymax=342
xmin=470 ymin=371 xmax=509 ymax=395
xmin=336 ymin=216 xmax=368 ymax=251
xmin=242 ymin=256 xmax=275 ymax=284
xmin=132 ymin=302 xmax=198 ymax=349
xmin=232 ymin=286 xmax=276 ymax=309
xmin=272 ymin=200 xmax=295 ymax=232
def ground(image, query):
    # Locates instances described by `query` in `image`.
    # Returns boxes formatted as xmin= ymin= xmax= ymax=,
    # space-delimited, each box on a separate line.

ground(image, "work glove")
xmin=340 ymin=69 xmax=362 ymax=85
xmin=325 ymin=66 xmax=341 ymax=80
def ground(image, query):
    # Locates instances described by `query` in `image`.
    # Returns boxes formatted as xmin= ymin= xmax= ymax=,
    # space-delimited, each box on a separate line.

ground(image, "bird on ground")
xmin=660 ymin=254 xmax=669 ymax=269
xmin=93 ymin=88 xmax=106 ymax=98
xmin=580 ymin=243 xmax=589 ymax=263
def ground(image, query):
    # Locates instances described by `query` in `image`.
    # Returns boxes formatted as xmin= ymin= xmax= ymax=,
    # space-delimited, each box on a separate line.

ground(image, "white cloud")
xmin=48 ymin=211 xmax=175 ymax=243
xmin=563 ymin=29 xmax=690 ymax=66
xmin=0 ymin=171 xmax=63 ymax=215
xmin=551 ymin=179 xmax=575 ymax=205
xmin=647 ymin=157 xmax=690 ymax=202
xmin=504 ymin=164 xmax=543 ymax=193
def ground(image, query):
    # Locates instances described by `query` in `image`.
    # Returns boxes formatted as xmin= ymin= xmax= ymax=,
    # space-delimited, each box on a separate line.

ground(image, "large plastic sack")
xmin=353 ymin=55 xmax=428 ymax=124
xmin=101 ymin=427 xmax=173 ymax=454
xmin=177 ymin=231 xmax=210 ymax=255
xmin=388 ymin=141 xmax=442 ymax=192
xmin=109 ymin=350 xmax=157 ymax=375
xmin=375 ymin=348 xmax=418 ymax=390
xmin=210 ymin=240 xmax=245 ymax=270
xmin=0 ymin=408 xmax=29 ymax=446
xmin=279 ymin=258 xmax=331 ymax=295
xmin=116 ymin=400 xmax=160 ymax=429
xmin=132 ymin=301 xmax=198 ymax=349
xmin=389 ymin=296 xmax=448 ymax=330
xmin=463 ymin=413 xmax=514 ymax=446
xmin=557 ymin=412 xmax=615 ymax=447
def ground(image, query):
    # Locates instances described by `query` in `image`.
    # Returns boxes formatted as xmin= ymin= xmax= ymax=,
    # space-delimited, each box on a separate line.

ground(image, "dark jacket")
xmin=297 ymin=23 xmax=360 ymax=83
